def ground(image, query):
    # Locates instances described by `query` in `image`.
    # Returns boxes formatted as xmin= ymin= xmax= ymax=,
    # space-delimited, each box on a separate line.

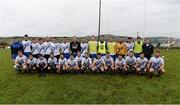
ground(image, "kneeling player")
xmin=125 ymin=51 xmax=137 ymax=74
xmin=14 ymin=50 xmax=27 ymax=73
xmin=81 ymin=52 xmax=92 ymax=72
xmin=148 ymin=51 xmax=165 ymax=77
xmin=27 ymin=54 xmax=37 ymax=73
xmin=57 ymin=54 xmax=67 ymax=74
xmin=136 ymin=52 xmax=148 ymax=75
xmin=103 ymin=52 xmax=115 ymax=72
xmin=115 ymin=55 xmax=126 ymax=74
xmin=37 ymin=54 xmax=48 ymax=74
xmin=47 ymin=53 xmax=58 ymax=73
xmin=75 ymin=51 xmax=84 ymax=71
xmin=92 ymin=53 xmax=106 ymax=72
xmin=67 ymin=54 xmax=79 ymax=73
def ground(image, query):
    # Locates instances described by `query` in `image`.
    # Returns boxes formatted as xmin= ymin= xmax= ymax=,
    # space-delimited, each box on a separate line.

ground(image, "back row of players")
xmin=12 ymin=35 xmax=165 ymax=77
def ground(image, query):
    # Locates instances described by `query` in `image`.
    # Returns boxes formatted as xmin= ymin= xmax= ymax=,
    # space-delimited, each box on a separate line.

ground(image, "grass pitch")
xmin=0 ymin=49 xmax=180 ymax=104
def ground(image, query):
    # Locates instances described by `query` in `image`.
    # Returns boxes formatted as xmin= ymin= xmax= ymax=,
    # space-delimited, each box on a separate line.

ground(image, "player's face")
xmin=106 ymin=54 xmax=110 ymax=58
xmin=73 ymin=37 xmax=77 ymax=42
xmin=91 ymin=36 xmax=95 ymax=41
xmin=50 ymin=54 xmax=54 ymax=58
xmin=70 ymin=55 xmax=74 ymax=60
xmin=118 ymin=56 xmax=123 ymax=60
xmin=145 ymin=40 xmax=150 ymax=44
xmin=24 ymin=36 xmax=28 ymax=41
xmin=29 ymin=55 xmax=33 ymax=59
xmin=100 ymin=37 xmax=104 ymax=42
xmin=119 ymin=38 xmax=123 ymax=42
xmin=85 ymin=54 xmax=89 ymax=58
xmin=137 ymin=38 xmax=141 ymax=43
xmin=109 ymin=37 xmax=113 ymax=42
xmin=129 ymin=52 xmax=134 ymax=57
xmin=60 ymin=55 xmax=64 ymax=59
xmin=39 ymin=40 xmax=43 ymax=44
xmin=128 ymin=39 xmax=132 ymax=43
xmin=40 ymin=56 xmax=43 ymax=60
xmin=97 ymin=55 xmax=101 ymax=59
xmin=155 ymin=52 xmax=160 ymax=57
xmin=140 ymin=54 xmax=144 ymax=58
xmin=18 ymin=52 xmax=23 ymax=57
xmin=77 ymin=52 xmax=81 ymax=57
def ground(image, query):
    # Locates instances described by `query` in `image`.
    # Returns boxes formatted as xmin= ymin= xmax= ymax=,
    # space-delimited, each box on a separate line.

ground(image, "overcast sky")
xmin=0 ymin=0 xmax=180 ymax=38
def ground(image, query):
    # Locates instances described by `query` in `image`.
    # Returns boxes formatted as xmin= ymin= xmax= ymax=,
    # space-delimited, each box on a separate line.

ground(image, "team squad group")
xmin=11 ymin=35 xmax=165 ymax=77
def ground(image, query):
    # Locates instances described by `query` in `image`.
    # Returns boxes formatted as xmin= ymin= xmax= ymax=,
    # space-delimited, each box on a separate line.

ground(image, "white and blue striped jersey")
xmin=137 ymin=57 xmax=148 ymax=68
xmin=22 ymin=40 xmax=32 ymax=53
xmin=150 ymin=57 xmax=164 ymax=69
xmin=60 ymin=43 xmax=70 ymax=53
xmin=31 ymin=43 xmax=39 ymax=55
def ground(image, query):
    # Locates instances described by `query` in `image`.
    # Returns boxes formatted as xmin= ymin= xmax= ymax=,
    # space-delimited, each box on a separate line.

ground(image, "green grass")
xmin=0 ymin=49 xmax=180 ymax=104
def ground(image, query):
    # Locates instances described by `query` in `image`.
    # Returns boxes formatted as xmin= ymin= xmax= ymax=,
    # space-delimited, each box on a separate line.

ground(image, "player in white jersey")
xmin=57 ymin=53 xmax=68 ymax=74
xmin=14 ymin=50 xmax=27 ymax=73
xmin=38 ymin=38 xmax=46 ymax=56
xmin=75 ymin=51 xmax=84 ymax=72
xmin=51 ymin=38 xmax=61 ymax=60
xmin=148 ymin=51 xmax=165 ymax=77
xmin=92 ymin=53 xmax=106 ymax=72
xmin=27 ymin=54 xmax=37 ymax=73
xmin=136 ymin=52 xmax=149 ymax=75
xmin=37 ymin=54 xmax=48 ymax=74
xmin=47 ymin=53 xmax=58 ymax=73
xmin=22 ymin=34 xmax=32 ymax=57
xmin=125 ymin=51 xmax=137 ymax=74
xmin=115 ymin=55 xmax=126 ymax=74
xmin=44 ymin=37 xmax=53 ymax=59
xmin=67 ymin=54 xmax=79 ymax=73
xmin=31 ymin=38 xmax=39 ymax=58
xmin=81 ymin=39 xmax=88 ymax=57
xmin=61 ymin=39 xmax=70 ymax=59
xmin=81 ymin=52 xmax=92 ymax=72
xmin=103 ymin=52 xmax=115 ymax=72
xmin=126 ymin=37 xmax=134 ymax=53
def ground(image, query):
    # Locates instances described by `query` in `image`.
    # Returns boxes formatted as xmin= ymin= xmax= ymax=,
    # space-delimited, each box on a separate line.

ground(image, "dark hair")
xmin=155 ymin=50 xmax=160 ymax=53
xmin=128 ymin=37 xmax=132 ymax=39
xmin=24 ymin=34 xmax=28 ymax=37
xmin=106 ymin=52 xmax=110 ymax=54
xmin=129 ymin=51 xmax=134 ymax=53
xmin=39 ymin=38 xmax=43 ymax=40
xmin=97 ymin=53 xmax=101 ymax=55
xmin=137 ymin=36 xmax=141 ymax=39
xmin=140 ymin=52 xmax=144 ymax=54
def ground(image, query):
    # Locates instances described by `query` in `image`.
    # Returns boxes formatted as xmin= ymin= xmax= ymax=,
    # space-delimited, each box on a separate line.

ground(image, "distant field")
xmin=0 ymin=49 xmax=180 ymax=104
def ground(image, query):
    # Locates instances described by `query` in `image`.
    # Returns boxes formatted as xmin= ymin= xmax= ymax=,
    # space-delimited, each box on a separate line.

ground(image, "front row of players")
xmin=14 ymin=50 xmax=165 ymax=77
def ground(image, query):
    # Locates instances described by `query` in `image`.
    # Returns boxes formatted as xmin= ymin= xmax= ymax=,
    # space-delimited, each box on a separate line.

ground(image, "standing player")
xmin=67 ymin=54 xmax=79 ymax=73
xmin=27 ymin=54 xmax=37 ymax=73
xmin=125 ymin=51 xmax=137 ymax=74
xmin=81 ymin=52 xmax=92 ymax=72
xmin=47 ymin=53 xmax=58 ymax=73
xmin=81 ymin=39 xmax=88 ymax=57
xmin=115 ymin=55 xmax=126 ymax=74
xmin=136 ymin=52 xmax=149 ymax=75
xmin=37 ymin=54 xmax=48 ymax=75
xmin=11 ymin=39 xmax=23 ymax=61
xmin=22 ymin=34 xmax=32 ymax=57
xmin=134 ymin=37 xmax=143 ymax=58
xmin=14 ymin=50 xmax=27 ymax=73
xmin=38 ymin=38 xmax=46 ymax=57
xmin=103 ymin=52 xmax=115 ymax=72
xmin=126 ymin=37 xmax=134 ymax=53
xmin=44 ymin=37 xmax=52 ymax=60
xmin=97 ymin=35 xmax=107 ymax=56
xmin=61 ymin=38 xmax=70 ymax=59
xmin=51 ymin=38 xmax=61 ymax=60
xmin=148 ymin=51 xmax=165 ymax=77
xmin=57 ymin=54 xmax=67 ymax=74
xmin=92 ymin=53 xmax=106 ymax=73
xmin=70 ymin=36 xmax=81 ymax=57
xmin=75 ymin=51 xmax=84 ymax=71
xmin=115 ymin=37 xmax=127 ymax=58
xmin=31 ymin=38 xmax=39 ymax=58
xmin=88 ymin=35 xmax=97 ymax=59
xmin=107 ymin=36 xmax=116 ymax=60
